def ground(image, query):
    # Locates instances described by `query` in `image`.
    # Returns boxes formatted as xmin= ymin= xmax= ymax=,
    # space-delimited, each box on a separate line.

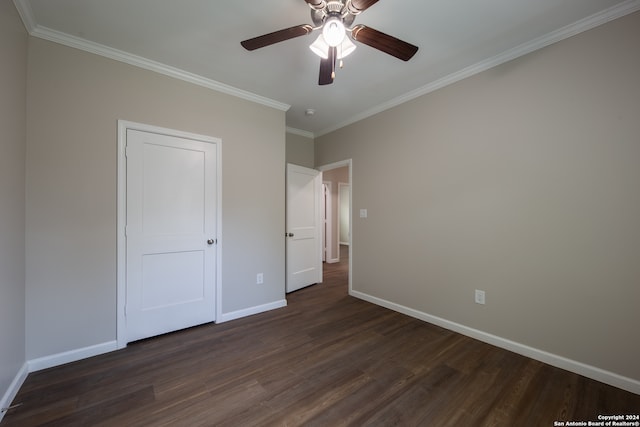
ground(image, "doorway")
xmin=322 ymin=182 xmax=332 ymax=262
xmin=116 ymin=121 xmax=222 ymax=348
xmin=318 ymin=160 xmax=352 ymax=293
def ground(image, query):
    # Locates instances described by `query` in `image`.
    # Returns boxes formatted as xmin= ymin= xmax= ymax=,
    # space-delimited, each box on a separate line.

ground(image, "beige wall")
xmin=286 ymin=131 xmax=314 ymax=168
xmin=316 ymin=11 xmax=640 ymax=382
xmin=0 ymin=0 xmax=27 ymax=403
xmin=25 ymin=38 xmax=286 ymax=360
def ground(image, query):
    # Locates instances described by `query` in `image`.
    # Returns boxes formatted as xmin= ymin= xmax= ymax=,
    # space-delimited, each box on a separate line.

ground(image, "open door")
xmin=286 ymin=164 xmax=323 ymax=293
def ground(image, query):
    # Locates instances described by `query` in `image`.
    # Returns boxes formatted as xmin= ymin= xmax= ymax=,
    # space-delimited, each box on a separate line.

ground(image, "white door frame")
xmin=116 ymin=120 xmax=222 ymax=349
xmin=317 ymin=159 xmax=352 ymax=293
xmin=322 ymin=181 xmax=333 ymax=263
xmin=338 ymin=182 xmax=350 ymax=246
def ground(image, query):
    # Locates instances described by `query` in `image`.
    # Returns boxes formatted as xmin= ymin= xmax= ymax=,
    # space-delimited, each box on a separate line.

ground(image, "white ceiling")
xmin=14 ymin=0 xmax=640 ymax=136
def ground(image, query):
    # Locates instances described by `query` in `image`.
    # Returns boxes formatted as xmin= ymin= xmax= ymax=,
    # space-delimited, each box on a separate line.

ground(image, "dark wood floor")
xmin=3 ymin=246 xmax=639 ymax=426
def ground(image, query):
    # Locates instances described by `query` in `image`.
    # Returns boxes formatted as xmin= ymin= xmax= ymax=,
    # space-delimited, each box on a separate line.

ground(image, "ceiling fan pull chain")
xmin=332 ymin=46 xmax=337 ymax=78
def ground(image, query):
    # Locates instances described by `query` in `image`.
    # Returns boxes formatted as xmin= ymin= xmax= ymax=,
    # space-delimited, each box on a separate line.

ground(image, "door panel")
xmin=142 ymin=143 xmax=205 ymax=235
xmin=286 ymin=164 xmax=322 ymax=293
xmin=141 ymin=251 xmax=204 ymax=309
xmin=126 ymin=129 xmax=217 ymax=342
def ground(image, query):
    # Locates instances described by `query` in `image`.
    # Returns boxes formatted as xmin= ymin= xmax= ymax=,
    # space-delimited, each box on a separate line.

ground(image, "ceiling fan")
xmin=240 ymin=0 xmax=419 ymax=85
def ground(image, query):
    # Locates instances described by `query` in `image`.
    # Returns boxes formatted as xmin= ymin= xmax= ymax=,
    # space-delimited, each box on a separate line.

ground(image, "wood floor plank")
xmin=3 ymin=246 xmax=639 ymax=426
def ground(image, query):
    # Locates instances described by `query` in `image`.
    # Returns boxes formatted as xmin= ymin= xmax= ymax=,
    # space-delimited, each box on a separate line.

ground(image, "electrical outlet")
xmin=256 ymin=273 xmax=263 ymax=285
xmin=475 ymin=289 xmax=486 ymax=305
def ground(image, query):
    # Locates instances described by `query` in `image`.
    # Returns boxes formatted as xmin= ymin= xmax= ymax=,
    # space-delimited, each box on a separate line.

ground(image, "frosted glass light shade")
xmin=310 ymin=34 xmax=330 ymax=59
xmin=337 ymin=36 xmax=356 ymax=59
xmin=310 ymin=34 xmax=357 ymax=60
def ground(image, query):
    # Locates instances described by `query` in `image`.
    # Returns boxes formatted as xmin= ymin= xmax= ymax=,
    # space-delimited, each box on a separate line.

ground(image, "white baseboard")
xmin=350 ymin=290 xmax=640 ymax=395
xmin=23 ymin=299 xmax=288 ymax=374
xmin=217 ymin=299 xmax=287 ymax=323
xmin=0 ymin=362 xmax=28 ymax=423
xmin=27 ymin=341 xmax=118 ymax=373
xmin=326 ymin=258 xmax=340 ymax=264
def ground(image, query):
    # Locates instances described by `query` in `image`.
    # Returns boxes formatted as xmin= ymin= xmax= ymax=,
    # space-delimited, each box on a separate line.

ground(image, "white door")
xmin=126 ymin=129 xmax=217 ymax=342
xmin=286 ymin=164 xmax=322 ymax=293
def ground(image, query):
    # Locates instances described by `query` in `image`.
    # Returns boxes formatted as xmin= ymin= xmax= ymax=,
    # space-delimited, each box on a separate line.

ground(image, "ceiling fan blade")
xmin=319 ymin=47 xmax=336 ymax=85
xmin=304 ymin=0 xmax=325 ymax=7
xmin=241 ymin=25 xmax=313 ymax=51
xmin=349 ymin=0 xmax=379 ymax=13
xmin=351 ymin=25 xmax=418 ymax=61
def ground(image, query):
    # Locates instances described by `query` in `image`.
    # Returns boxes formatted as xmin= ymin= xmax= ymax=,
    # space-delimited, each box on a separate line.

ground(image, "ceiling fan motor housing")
xmin=326 ymin=1 xmax=344 ymax=13
xmin=311 ymin=1 xmax=356 ymax=28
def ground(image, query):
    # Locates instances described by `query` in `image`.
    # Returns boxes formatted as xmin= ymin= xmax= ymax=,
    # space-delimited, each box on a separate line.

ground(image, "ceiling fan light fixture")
xmin=322 ymin=16 xmax=345 ymax=47
xmin=241 ymin=0 xmax=419 ymax=86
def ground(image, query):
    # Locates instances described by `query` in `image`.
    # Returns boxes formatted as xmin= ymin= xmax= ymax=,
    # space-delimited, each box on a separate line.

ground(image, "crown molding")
xmin=14 ymin=0 xmax=290 ymax=112
xmin=286 ymin=127 xmax=315 ymax=139
xmin=30 ymin=26 xmax=290 ymax=112
xmin=316 ymin=0 xmax=640 ymax=137
xmin=12 ymin=0 xmax=35 ymax=32
xmin=14 ymin=0 xmax=639 ymax=135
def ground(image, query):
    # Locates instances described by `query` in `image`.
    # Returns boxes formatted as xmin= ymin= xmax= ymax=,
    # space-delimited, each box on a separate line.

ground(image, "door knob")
xmin=287 ymin=233 xmax=294 ymax=237
xmin=207 ymin=239 xmax=215 ymax=245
